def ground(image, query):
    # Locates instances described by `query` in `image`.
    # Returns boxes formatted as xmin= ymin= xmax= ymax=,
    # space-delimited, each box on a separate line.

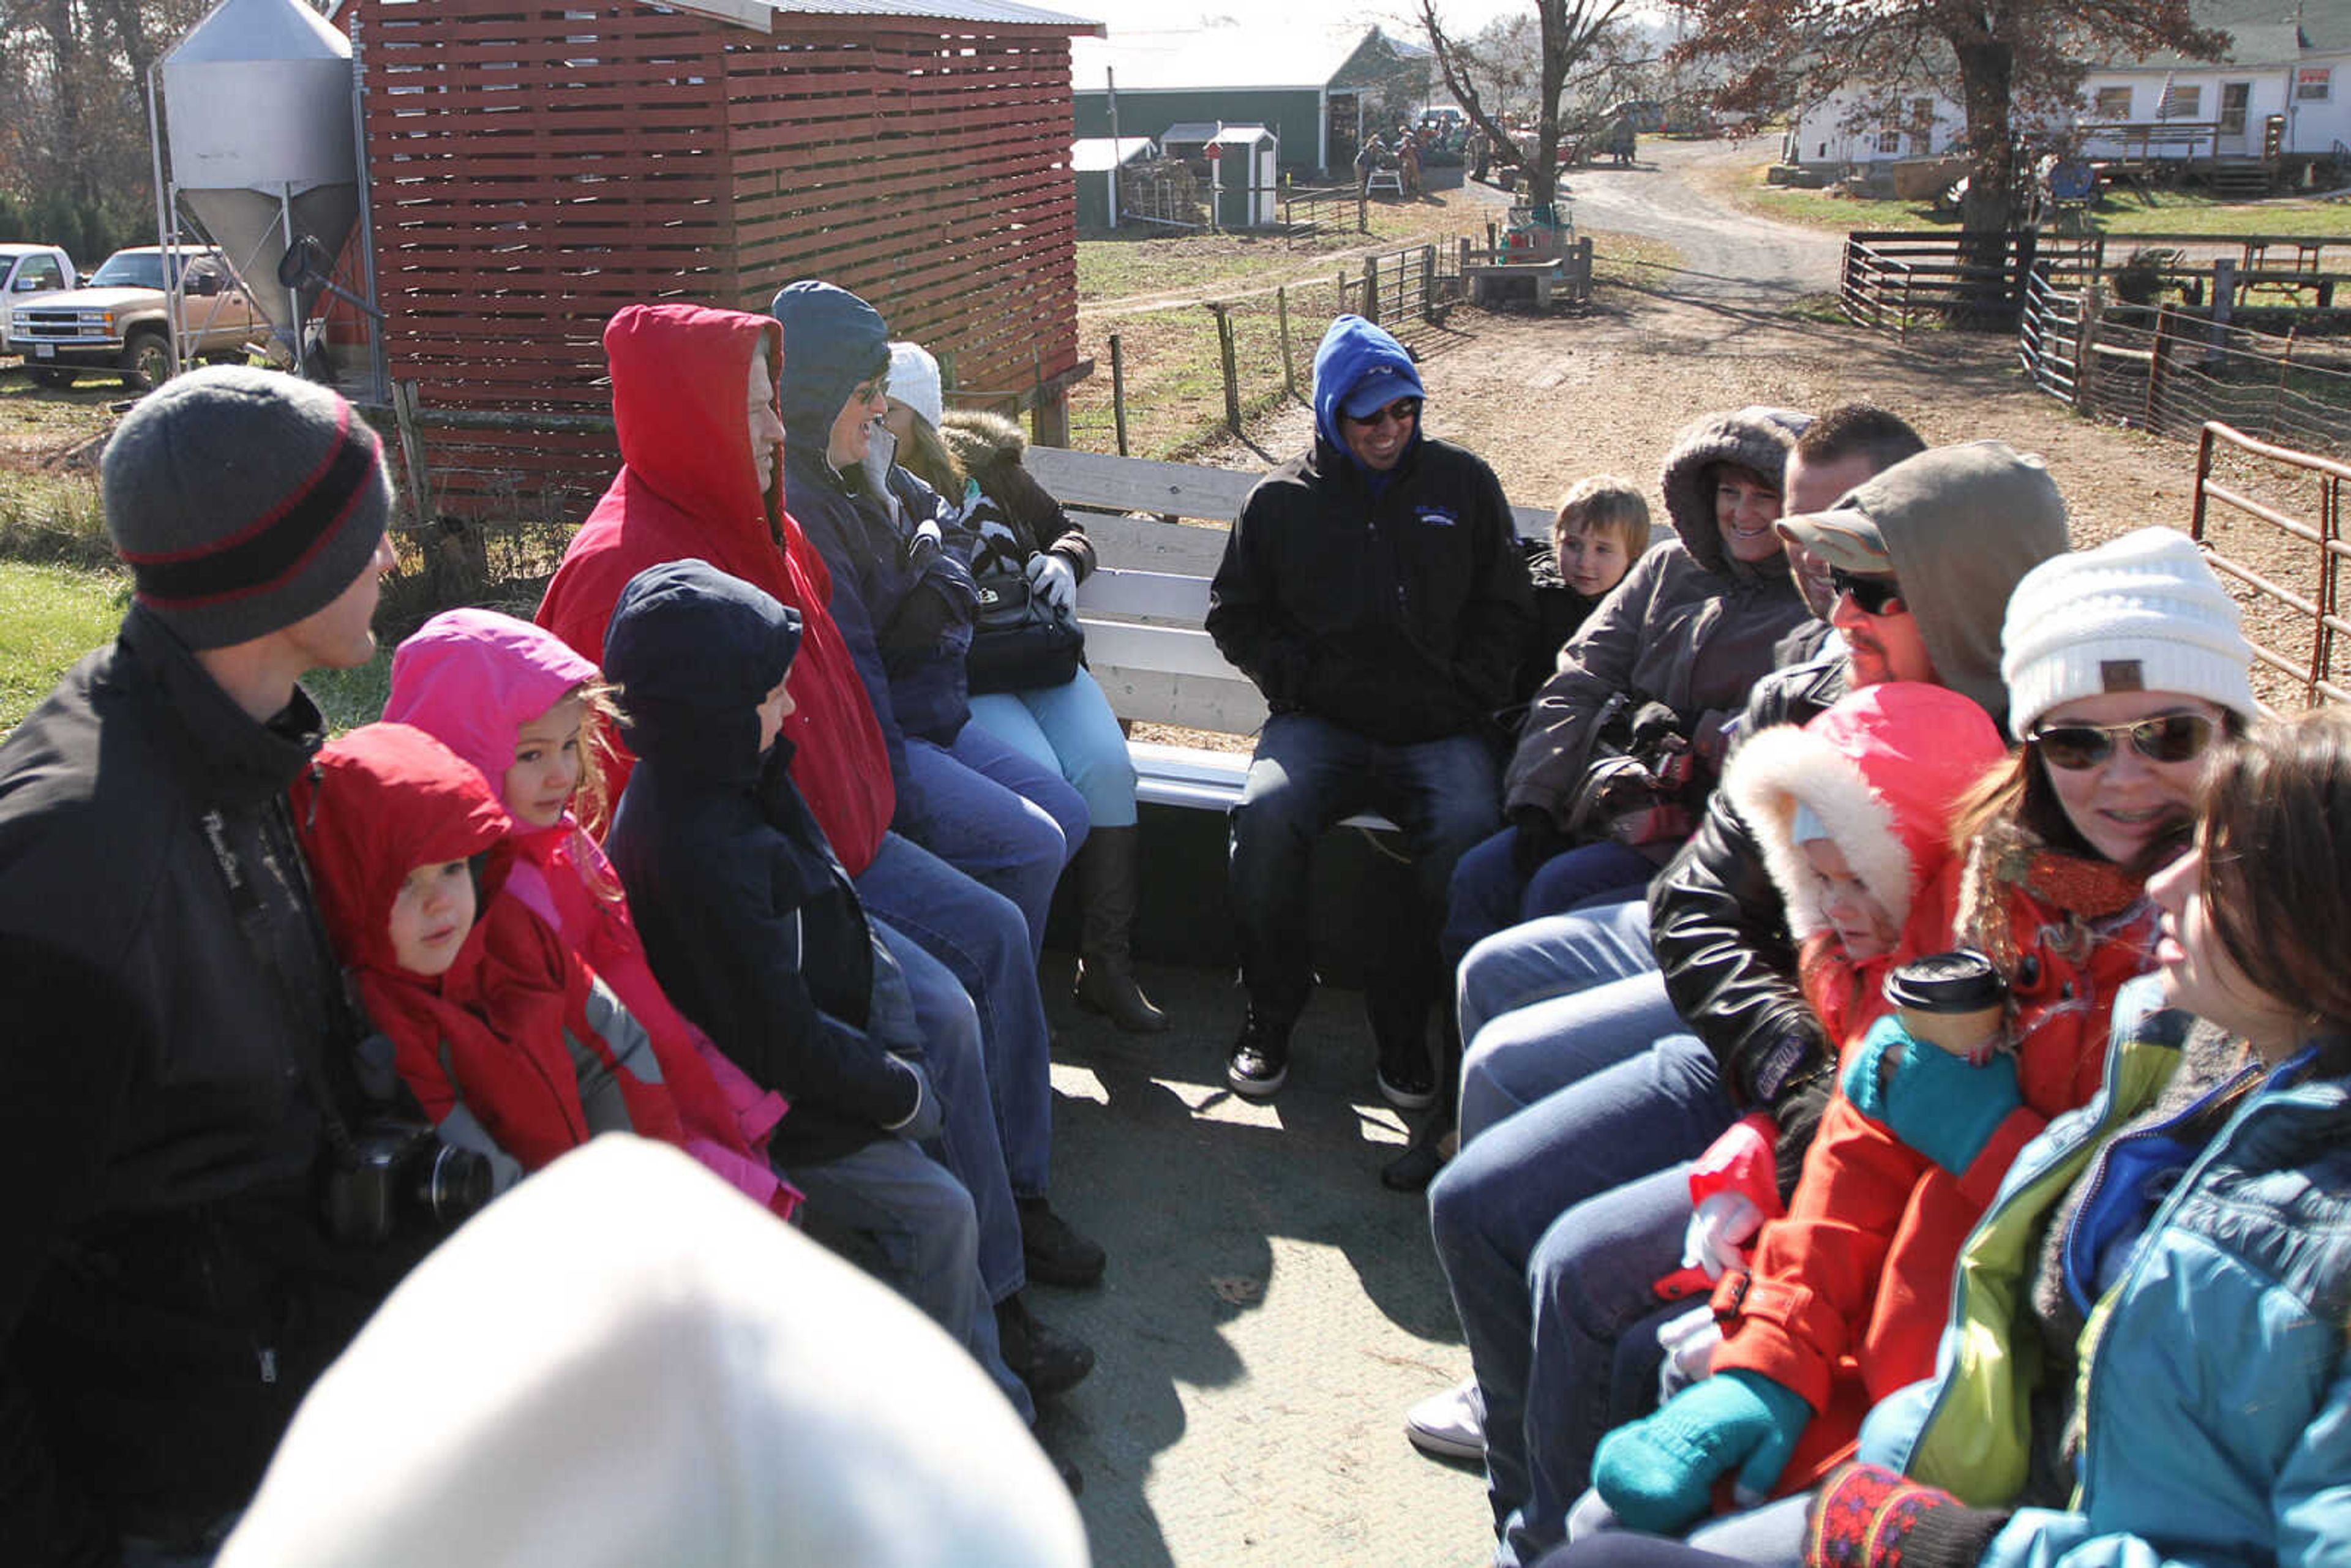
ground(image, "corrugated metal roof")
xmin=1071 ymin=23 xmax=1378 ymax=91
xmin=661 ymin=0 xmax=1103 ymax=35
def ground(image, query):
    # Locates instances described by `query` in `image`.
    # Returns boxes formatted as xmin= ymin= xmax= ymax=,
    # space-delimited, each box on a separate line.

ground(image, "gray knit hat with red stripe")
xmin=103 ymin=366 xmax=393 ymax=650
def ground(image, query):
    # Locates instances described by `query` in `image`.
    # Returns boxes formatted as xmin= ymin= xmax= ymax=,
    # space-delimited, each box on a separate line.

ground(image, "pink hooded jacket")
xmin=386 ymin=607 xmax=793 ymax=1216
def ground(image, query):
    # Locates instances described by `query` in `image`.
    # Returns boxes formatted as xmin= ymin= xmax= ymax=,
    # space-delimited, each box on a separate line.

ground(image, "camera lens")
xmin=411 ymin=1141 xmax=493 ymax=1225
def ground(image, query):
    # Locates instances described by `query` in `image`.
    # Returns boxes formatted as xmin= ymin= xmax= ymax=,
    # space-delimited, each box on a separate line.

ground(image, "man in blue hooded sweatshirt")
xmin=1207 ymin=315 xmax=1534 ymax=1126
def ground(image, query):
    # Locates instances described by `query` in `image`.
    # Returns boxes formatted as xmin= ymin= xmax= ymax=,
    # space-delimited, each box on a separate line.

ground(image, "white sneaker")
xmin=1404 ymin=1376 xmax=1485 ymax=1460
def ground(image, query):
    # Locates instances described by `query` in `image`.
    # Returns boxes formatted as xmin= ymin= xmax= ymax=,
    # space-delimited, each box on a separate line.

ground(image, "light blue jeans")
xmin=786 ymin=1133 xmax=1030 ymax=1423
xmin=906 ymin=721 xmax=1088 ymax=964
xmin=872 ymin=918 xmax=1023 ymax=1306
xmin=966 ymin=669 xmax=1139 ymax=829
xmin=856 ymin=832 xmax=1054 ymax=1201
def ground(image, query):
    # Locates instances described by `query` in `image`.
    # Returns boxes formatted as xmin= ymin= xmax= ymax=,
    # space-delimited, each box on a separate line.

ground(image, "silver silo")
xmin=157 ymin=0 xmax=367 ymax=382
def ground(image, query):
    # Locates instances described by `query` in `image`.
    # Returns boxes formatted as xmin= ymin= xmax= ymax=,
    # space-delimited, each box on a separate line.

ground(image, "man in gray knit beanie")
xmin=0 ymin=366 xmax=415 ymax=1562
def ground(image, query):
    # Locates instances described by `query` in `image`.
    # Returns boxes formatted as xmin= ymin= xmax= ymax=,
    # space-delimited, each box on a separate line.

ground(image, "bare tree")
xmin=1662 ymin=0 xmax=2227 ymax=234
xmin=1420 ymin=0 xmax=1633 ymax=210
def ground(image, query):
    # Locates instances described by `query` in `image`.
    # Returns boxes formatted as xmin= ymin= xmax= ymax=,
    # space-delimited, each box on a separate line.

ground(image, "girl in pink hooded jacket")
xmin=384 ymin=607 xmax=795 ymax=1216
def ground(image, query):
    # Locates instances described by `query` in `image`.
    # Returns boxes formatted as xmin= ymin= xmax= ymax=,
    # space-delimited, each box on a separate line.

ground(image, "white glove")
xmin=1655 ymin=1304 xmax=1723 ymax=1403
xmin=1026 ymin=552 xmax=1078 ymax=616
xmin=1679 ymin=1189 xmax=1766 ymax=1283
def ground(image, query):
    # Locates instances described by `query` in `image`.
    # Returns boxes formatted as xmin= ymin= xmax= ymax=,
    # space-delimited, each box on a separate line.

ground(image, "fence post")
xmin=1109 ymin=332 xmax=1130 ymax=457
xmin=1276 ymin=285 xmax=1297 ymax=401
xmin=1363 ymin=257 xmax=1381 ymax=324
xmin=390 ymin=380 xmax=433 ymax=527
xmin=1210 ymin=302 xmax=1241 ymax=436
xmin=2148 ymin=304 xmax=2178 ymax=434
xmin=1358 ymin=186 xmax=1368 ymax=233
xmin=1421 ymin=245 xmax=1437 ymax=322
xmin=2274 ymin=324 xmax=2299 ymax=444
xmin=2074 ymin=284 xmax=2103 ymax=418
xmin=1575 ymin=236 xmax=1593 ymax=304
xmin=2209 ymin=258 xmax=2237 ymax=366
xmin=1460 ymin=236 xmax=1471 ymax=274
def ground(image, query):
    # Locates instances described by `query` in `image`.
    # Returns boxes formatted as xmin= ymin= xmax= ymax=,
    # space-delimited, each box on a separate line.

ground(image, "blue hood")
xmin=604 ymin=560 xmax=802 ymax=783
xmin=770 ymin=281 xmax=891 ymax=463
xmin=1311 ymin=314 xmax=1424 ymax=468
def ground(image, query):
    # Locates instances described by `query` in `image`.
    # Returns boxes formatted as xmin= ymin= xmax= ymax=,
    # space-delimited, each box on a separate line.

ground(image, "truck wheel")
xmin=123 ymin=332 xmax=173 ymax=392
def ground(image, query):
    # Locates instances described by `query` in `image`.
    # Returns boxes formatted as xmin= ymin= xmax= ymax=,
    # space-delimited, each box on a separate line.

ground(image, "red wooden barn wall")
xmin=347 ymin=0 xmax=1087 ymax=516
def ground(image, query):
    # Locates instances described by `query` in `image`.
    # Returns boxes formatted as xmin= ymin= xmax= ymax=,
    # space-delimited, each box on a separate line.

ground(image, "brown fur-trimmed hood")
xmin=1657 ymin=406 xmax=1807 ymax=574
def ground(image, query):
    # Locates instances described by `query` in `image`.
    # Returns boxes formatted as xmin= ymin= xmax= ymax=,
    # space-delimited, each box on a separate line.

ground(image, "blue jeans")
xmin=872 ymin=918 xmax=1023 ymax=1305
xmin=1446 ymin=830 xmax=1660 ymax=971
xmin=906 ymin=722 xmax=1087 ymax=964
xmin=1562 ymin=1487 xmax=1809 ymax=1566
xmin=1428 ymin=1033 xmax=1738 ymax=1568
xmin=1460 ymin=969 xmax=1685 ymax=1144
xmin=856 ymin=832 xmax=1054 ymax=1200
xmin=966 ymin=669 xmax=1139 ymax=828
xmin=1455 ymin=896 xmax=1659 ymax=1053
xmin=1229 ymin=712 xmax=1502 ymax=1044
xmin=784 ymin=1133 xmax=1030 ymax=1423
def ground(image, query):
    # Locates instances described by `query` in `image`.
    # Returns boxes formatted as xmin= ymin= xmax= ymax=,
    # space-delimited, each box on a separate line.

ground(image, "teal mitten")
xmin=1867 ymin=1018 xmax=2020 ymax=1176
xmin=1592 ymin=1368 xmax=1812 ymax=1534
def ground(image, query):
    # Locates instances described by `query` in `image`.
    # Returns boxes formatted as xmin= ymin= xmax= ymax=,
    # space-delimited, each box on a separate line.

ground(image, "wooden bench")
xmin=1019 ymin=445 xmax=1616 ymax=829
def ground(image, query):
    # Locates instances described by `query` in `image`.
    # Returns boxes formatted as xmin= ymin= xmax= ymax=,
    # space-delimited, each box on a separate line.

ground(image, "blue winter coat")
xmin=1978 ymin=1041 xmax=2351 ymax=1568
xmin=771 ymin=283 xmax=977 ymax=833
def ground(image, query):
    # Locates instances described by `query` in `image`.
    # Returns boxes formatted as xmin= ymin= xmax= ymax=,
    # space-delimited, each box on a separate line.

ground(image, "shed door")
xmin=2219 ymin=81 xmax=2252 ymax=154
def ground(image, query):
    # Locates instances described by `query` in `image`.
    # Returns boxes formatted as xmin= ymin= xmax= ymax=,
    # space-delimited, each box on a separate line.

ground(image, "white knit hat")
xmin=1999 ymin=525 xmax=2256 ymax=738
xmin=886 ymin=340 xmax=943 ymax=430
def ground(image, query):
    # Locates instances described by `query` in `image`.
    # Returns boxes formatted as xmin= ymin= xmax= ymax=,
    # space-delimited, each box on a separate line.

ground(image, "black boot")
xmin=1071 ymin=825 xmax=1171 ymax=1033
xmin=1226 ymin=1010 xmax=1291 ymax=1100
xmin=1019 ymin=1195 xmax=1106 ymax=1289
xmin=996 ymin=1292 xmax=1095 ymax=1399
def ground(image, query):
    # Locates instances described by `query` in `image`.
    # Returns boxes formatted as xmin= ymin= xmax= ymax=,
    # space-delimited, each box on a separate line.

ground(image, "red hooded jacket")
xmin=294 ymin=722 xmax=689 ymax=1172
xmin=536 ymin=304 xmax=893 ymax=874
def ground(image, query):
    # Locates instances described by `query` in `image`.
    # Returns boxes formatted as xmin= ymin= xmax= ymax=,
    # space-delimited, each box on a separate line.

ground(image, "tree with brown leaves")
xmin=1419 ymin=0 xmax=1638 ymax=211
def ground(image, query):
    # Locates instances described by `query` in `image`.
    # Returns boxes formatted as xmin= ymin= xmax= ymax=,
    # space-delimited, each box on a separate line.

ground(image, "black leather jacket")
xmin=1648 ymin=651 xmax=1848 ymax=1191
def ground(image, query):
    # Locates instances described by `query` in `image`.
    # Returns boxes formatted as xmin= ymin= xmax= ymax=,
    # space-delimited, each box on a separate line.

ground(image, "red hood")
xmin=606 ymin=303 xmax=782 ymax=540
xmin=294 ymin=722 xmax=513 ymax=977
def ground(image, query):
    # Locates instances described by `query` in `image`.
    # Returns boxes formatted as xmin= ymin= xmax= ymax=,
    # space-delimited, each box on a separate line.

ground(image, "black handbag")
xmin=966 ymin=562 xmax=1085 ymax=695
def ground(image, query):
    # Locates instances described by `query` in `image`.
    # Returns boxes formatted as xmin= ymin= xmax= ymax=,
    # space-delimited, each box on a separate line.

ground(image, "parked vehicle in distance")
xmin=10 ymin=245 xmax=266 ymax=390
xmin=0 ymin=246 xmax=77 ymax=354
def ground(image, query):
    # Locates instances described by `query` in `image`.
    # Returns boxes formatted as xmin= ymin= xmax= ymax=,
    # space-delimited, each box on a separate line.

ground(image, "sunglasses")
xmin=1345 ymin=397 xmax=1422 ymax=428
xmin=1828 ymin=566 xmax=1905 ymax=617
xmin=853 ymin=376 xmax=891 ymax=405
xmin=2027 ymin=713 xmax=2221 ymax=771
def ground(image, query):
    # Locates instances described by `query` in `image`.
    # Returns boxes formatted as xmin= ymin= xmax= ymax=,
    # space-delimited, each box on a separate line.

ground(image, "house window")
xmin=2159 ymin=83 xmax=2202 ymax=118
xmin=1878 ymin=125 xmax=1902 ymax=154
xmin=2299 ymin=67 xmax=2333 ymax=102
xmin=2220 ymin=81 xmax=2250 ymax=133
xmin=1909 ymin=96 xmax=1935 ymax=153
xmin=2093 ymin=86 xmax=2132 ymax=118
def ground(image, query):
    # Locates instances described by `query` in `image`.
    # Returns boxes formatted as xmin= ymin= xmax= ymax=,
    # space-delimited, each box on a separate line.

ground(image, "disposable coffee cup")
xmin=1883 ymin=950 xmax=2007 ymax=1068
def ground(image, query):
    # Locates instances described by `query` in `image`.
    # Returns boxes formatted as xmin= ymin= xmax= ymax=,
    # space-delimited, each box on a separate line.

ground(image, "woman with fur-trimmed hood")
xmin=1450 ymin=407 xmax=1814 ymax=961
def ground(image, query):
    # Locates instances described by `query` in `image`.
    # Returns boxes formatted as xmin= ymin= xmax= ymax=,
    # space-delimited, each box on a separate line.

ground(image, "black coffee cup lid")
xmin=1883 ymin=950 xmax=2005 ymax=1012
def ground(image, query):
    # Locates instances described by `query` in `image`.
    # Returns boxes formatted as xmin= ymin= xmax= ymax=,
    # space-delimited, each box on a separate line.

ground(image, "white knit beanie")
xmin=886 ymin=340 xmax=944 ymax=430
xmin=1999 ymin=526 xmax=2255 ymax=738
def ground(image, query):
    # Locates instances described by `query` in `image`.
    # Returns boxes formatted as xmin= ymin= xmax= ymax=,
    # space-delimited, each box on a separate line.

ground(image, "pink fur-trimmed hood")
xmin=1723 ymin=681 xmax=2008 ymax=943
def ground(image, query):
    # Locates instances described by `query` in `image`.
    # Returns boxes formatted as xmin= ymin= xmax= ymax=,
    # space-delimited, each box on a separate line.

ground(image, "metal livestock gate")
xmin=346 ymin=0 xmax=1101 ymax=517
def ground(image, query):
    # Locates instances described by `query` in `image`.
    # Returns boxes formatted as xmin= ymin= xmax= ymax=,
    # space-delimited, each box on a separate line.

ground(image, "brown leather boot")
xmin=1070 ymin=825 xmax=1171 ymax=1033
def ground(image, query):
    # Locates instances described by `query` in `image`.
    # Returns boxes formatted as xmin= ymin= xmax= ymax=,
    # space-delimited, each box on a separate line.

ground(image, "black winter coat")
xmin=1205 ymin=435 xmax=1533 ymax=745
xmin=0 ymin=609 xmax=418 ymax=1561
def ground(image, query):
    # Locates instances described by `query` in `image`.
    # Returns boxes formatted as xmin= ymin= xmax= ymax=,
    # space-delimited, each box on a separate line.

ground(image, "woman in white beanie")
xmin=1577 ymin=526 xmax=2259 ymax=1557
xmin=882 ymin=340 xmax=1170 ymax=1035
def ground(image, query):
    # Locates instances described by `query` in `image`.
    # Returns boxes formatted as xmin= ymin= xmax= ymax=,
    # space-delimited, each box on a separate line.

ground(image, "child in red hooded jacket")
xmin=295 ymin=721 xmax=694 ymax=1179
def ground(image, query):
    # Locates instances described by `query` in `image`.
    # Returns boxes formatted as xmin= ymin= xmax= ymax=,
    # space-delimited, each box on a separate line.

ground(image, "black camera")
xmin=321 ymin=1121 xmax=493 ymax=1247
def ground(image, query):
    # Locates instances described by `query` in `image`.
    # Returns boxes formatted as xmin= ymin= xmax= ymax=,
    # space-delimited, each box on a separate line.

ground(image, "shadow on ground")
xmin=1029 ymin=957 xmax=1490 ymax=1566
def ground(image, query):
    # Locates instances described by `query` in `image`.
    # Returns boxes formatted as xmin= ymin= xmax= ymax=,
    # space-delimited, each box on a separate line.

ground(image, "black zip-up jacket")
xmin=1206 ymin=434 xmax=1533 ymax=745
xmin=602 ymin=562 xmax=925 ymax=1168
xmin=0 ymin=608 xmax=418 ymax=1562
xmin=1648 ymin=650 xmax=1848 ymax=1194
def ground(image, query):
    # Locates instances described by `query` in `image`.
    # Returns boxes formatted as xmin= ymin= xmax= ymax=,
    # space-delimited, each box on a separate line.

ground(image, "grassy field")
xmin=1 ymin=558 xmax=398 ymax=735
xmin=1715 ymin=160 xmax=2351 ymax=239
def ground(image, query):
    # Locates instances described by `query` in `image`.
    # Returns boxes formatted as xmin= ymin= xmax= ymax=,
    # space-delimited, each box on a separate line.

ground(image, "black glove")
xmin=1509 ymin=804 xmax=1571 ymax=880
xmin=1628 ymin=700 xmax=1688 ymax=749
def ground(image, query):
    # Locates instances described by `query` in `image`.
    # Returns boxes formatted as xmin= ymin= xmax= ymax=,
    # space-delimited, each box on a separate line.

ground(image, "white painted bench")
xmin=1021 ymin=445 xmax=1569 ymax=829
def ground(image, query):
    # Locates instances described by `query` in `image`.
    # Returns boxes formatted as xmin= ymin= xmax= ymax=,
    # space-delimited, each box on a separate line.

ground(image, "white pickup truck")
xmin=0 ymin=246 xmax=76 ymax=354
xmin=10 ymin=245 xmax=266 ymax=390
